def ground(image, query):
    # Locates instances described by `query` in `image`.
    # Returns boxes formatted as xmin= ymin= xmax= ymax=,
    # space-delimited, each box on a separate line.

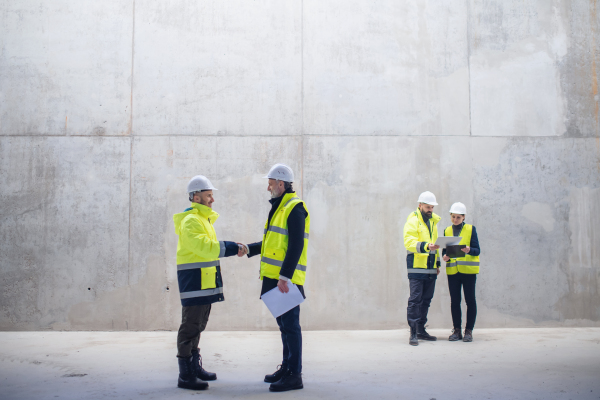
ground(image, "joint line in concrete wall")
xmin=127 ymin=0 xmax=136 ymax=285
xmin=128 ymin=0 xmax=135 ymax=136
xmin=301 ymin=0 xmax=304 ymax=198
xmin=466 ymin=0 xmax=472 ymax=137
xmin=591 ymin=0 xmax=599 ymax=133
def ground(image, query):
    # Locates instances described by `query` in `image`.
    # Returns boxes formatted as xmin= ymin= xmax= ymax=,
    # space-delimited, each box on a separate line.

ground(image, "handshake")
xmin=236 ymin=243 xmax=249 ymax=257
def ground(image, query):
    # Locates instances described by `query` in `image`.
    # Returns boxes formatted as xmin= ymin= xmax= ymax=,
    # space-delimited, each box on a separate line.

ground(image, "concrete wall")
xmin=1 ymin=0 xmax=599 ymax=331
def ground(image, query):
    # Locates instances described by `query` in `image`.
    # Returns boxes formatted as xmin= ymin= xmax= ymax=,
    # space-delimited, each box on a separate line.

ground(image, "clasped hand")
xmin=236 ymin=243 xmax=248 ymax=257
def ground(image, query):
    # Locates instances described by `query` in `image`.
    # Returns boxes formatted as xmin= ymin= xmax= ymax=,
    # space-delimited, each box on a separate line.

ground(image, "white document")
xmin=434 ymin=236 xmax=462 ymax=248
xmin=261 ymin=283 xmax=305 ymax=318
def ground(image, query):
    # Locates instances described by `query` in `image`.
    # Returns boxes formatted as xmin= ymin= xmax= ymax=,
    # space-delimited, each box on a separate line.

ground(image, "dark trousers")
xmin=276 ymin=305 xmax=302 ymax=374
xmin=407 ymin=278 xmax=436 ymax=329
xmin=447 ymin=273 xmax=477 ymax=330
xmin=177 ymin=304 xmax=211 ymax=358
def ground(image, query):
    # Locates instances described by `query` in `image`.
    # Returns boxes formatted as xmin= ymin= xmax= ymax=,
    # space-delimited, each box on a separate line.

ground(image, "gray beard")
xmin=270 ymin=188 xmax=283 ymax=198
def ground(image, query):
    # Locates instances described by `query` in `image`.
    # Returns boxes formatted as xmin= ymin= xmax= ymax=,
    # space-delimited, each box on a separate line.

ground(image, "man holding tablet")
xmin=403 ymin=191 xmax=442 ymax=346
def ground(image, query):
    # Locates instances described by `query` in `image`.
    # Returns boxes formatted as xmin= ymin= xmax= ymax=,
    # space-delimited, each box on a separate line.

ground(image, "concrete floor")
xmin=0 ymin=328 xmax=599 ymax=400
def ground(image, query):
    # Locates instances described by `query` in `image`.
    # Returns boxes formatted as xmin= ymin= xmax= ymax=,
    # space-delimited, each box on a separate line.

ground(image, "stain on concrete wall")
xmin=556 ymin=187 xmax=600 ymax=322
xmin=1 ymin=0 xmax=599 ymax=330
xmin=560 ymin=0 xmax=600 ymax=138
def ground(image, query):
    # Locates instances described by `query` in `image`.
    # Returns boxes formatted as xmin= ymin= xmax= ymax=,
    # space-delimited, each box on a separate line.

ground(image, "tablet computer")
xmin=446 ymin=245 xmax=466 ymax=259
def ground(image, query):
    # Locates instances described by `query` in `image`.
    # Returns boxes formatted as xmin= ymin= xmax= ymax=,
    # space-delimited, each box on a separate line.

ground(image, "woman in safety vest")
xmin=442 ymin=202 xmax=480 ymax=342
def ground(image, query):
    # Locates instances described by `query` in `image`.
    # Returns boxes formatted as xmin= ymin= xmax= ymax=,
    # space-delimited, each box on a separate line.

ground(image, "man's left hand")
xmin=436 ymin=268 xmax=440 ymax=275
xmin=277 ymin=279 xmax=289 ymax=293
xmin=461 ymin=246 xmax=470 ymax=254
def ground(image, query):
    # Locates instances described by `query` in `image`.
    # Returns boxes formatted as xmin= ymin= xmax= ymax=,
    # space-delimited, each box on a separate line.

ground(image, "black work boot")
xmin=448 ymin=328 xmax=463 ymax=341
xmin=463 ymin=329 xmax=473 ymax=342
xmin=264 ymin=364 xmax=288 ymax=383
xmin=269 ymin=370 xmax=303 ymax=392
xmin=409 ymin=327 xmax=418 ymax=346
xmin=178 ymin=356 xmax=209 ymax=390
xmin=417 ymin=325 xmax=437 ymax=341
xmin=191 ymin=349 xmax=217 ymax=381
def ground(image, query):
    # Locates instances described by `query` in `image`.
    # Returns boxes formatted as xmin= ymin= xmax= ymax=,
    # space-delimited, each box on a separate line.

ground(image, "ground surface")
xmin=0 ymin=328 xmax=599 ymax=400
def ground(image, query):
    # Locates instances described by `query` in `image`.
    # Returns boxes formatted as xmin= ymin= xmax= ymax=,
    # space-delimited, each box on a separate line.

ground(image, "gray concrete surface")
xmin=1 ymin=0 xmax=600 ymax=331
xmin=1 ymin=329 xmax=599 ymax=400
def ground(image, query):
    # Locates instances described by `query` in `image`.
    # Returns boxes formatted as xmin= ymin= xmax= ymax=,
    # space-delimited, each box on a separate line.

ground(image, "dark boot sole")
xmin=269 ymin=384 xmax=303 ymax=392
xmin=463 ymin=338 xmax=473 ymax=342
xmin=178 ymin=383 xmax=209 ymax=390
xmin=199 ymin=375 xmax=217 ymax=381
xmin=448 ymin=337 xmax=462 ymax=341
xmin=417 ymin=336 xmax=437 ymax=341
xmin=409 ymin=341 xmax=418 ymax=346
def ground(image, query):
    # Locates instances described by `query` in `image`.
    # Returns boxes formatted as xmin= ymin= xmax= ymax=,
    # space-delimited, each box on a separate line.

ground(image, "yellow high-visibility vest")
xmin=444 ymin=224 xmax=480 ymax=275
xmin=260 ymin=193 xmax=310 ymax=285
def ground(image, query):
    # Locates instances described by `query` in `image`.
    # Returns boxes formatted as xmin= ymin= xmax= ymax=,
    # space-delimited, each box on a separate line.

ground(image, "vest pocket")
xmin=265 ymin=248 xmax=285 ymax=260
xmin=413 ymin=253 xmax=428 ymax=268
xmin=201 ymin=266 xmax=217 ymax=289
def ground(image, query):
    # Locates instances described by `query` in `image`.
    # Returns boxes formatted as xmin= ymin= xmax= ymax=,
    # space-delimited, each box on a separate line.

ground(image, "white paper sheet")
xmin=261 ymin=283 xmax=305 ymax=318
xmin=433 ymin=236 xmax=462 ymax=248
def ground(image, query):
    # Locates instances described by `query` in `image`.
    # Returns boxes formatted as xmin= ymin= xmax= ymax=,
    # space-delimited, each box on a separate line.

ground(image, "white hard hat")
xmin=187 ymin=175 xmax=217 ymax=193
xmin=264 ymin=163 xmax=294 ymax=182
xmin=418 ymin=191 xmax=438 ymax=205
xmin=449 ymin=202 xmax=467 ymax=214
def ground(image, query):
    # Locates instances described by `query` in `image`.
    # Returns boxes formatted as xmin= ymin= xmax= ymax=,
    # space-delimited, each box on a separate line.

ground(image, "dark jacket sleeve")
xmin=222 ymin=241 xmax=240 ymax=257
xmin=468 ymin=226 xmax=480 ymax=256
xmin=279 ymin=203 xmax=307 ymax=280
xmin=442 ymin=227 xmax=447 ymax=257
xmin=247 ymin=242 xmax=262 ymax=258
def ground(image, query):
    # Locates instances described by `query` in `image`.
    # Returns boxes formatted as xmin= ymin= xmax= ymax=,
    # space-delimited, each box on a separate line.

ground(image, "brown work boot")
xmin=463 ymin=329 xmax=473 ymax=342
xmin=448 ymin=328 xmax=462 ymax=341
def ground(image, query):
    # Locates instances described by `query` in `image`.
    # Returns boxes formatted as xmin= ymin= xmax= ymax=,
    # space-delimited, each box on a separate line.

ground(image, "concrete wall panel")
xmin=469 ymin=0 xmax=569 ymax=137
xmin=471 ymin=137 xmax=600 ymax=326
xmin=303 ymin=0 xmax=470 ymax=136
xmin=0 ymin=137 xmax=130 ymax=330
xmin=132 ymin=0 xmax=302 ymax=136
xmin=0 ymin=0 xmax=133 ymax=136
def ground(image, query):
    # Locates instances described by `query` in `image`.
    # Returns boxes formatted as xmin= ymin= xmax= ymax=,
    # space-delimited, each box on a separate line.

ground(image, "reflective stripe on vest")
xmin=180 ymin=287 xmax=224 ymax=299
xmin=177 ymin=260 xmax=220 ymax=271
xmin=264 ymin=225 xmax=310 ymax=239
xmin=407 ymin=268 xmax=438 ymax=274
xmin=261 ymin=256 xmax=307 ymax=272
xmin=407 ymin=250 xmax=437 ymax=255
